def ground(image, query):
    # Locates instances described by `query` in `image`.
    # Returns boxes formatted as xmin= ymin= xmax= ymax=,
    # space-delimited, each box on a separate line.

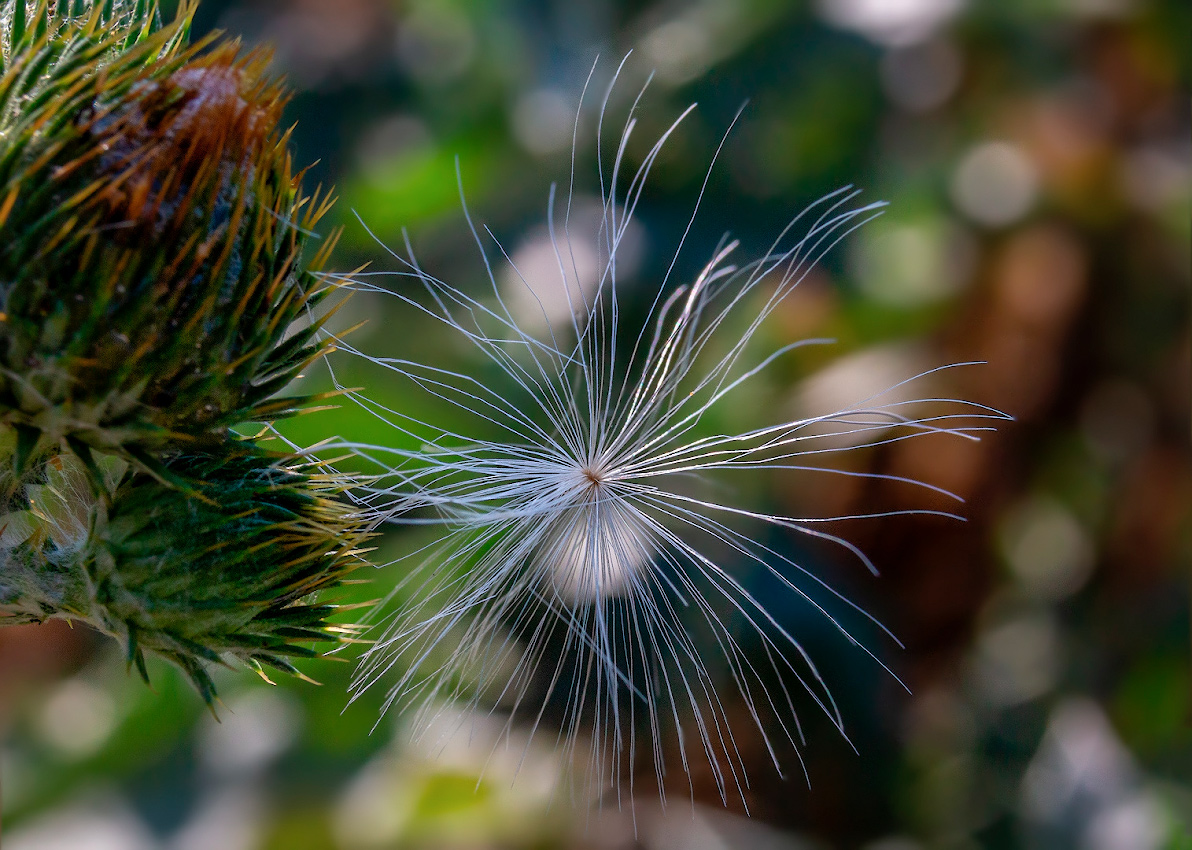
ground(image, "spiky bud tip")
xmin=0 ymin=0 xmax=342 ymax=480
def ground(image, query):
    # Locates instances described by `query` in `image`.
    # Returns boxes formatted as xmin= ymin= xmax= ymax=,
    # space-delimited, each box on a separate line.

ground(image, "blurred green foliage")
xmin=2 ymin=0 xmax=1189 ymax=848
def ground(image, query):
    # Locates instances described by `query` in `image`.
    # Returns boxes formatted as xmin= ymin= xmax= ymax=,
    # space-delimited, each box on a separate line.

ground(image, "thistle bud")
xmin=0 ymin=444 xmax=369 ymax=705
xmin=0 ymin=1 xmax=369 ymax=704
xmin=0 ymin=0 xmax=339 ymax=478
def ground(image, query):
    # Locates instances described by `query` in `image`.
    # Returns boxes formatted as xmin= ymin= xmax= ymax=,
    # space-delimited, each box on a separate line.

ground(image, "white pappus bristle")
xmin=319 ymin=59 xmax=1009 ymax=810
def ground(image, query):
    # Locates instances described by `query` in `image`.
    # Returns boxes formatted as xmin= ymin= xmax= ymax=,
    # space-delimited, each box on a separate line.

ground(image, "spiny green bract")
xmin=0 ymin=442 xmax=370 ymax=704
xmin=0 ymin=0 xmax=370 ymax=706
xmin=0 ymin=0 xmax=341 ymax=481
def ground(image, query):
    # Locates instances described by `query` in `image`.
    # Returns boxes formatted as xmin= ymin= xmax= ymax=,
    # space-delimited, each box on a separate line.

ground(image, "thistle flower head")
xmin=330 ymin=69 xmax=1010 ymax=803
xmin=0 ymin=0 xmax=339 ymax=481
xmin=0 ymin=0 xmax=367 ymax=706
xmin=0 ymin=442 xmax=370 ymax=705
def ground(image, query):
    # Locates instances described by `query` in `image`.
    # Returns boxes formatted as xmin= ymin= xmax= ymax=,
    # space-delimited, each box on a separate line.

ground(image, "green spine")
xmin=0 ymin=0 xmax=341 ymax=475
xmin=0 ymin=1 xmax=369 ymax=705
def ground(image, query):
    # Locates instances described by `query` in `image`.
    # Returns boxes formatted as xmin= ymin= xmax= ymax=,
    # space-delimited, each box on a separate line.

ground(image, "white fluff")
xmin=318 ymin=60 xmax=1007 ymax=808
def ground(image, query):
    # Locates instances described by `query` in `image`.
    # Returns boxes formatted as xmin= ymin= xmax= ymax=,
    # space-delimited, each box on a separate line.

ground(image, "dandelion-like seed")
xmin=331 ymin=65 xmax=1007 ymax=805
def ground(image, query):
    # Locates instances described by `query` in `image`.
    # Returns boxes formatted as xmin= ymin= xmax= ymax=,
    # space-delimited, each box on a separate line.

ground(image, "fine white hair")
xmin=312 ymin=57 xmax=1007 ymax=809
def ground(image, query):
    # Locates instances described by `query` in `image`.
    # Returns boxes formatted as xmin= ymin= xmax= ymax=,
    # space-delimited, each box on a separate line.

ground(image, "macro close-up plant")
xmin=0 ymin=0 xmax=1188 ymax=849
xmin=0 ymin=0 xmax=365 ymax=704
xmin=330 ymin=91 xmax=1009 ymax=803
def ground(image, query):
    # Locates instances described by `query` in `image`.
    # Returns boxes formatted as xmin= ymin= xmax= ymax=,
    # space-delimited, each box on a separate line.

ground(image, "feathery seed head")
xmin=331 ymin=66 xmax=1010 ymax=803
